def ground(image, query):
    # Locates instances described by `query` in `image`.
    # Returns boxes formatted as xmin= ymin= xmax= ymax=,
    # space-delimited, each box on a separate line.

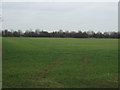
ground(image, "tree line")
xmin=2 ymin=29 xmax=120 ymax=38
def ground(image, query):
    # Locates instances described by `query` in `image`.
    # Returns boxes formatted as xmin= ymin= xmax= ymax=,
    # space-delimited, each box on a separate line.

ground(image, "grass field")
xmin=2 ymin=37 xmax=118 ymax=88
xmin=0 ymin=37 xmax=2 ymax=89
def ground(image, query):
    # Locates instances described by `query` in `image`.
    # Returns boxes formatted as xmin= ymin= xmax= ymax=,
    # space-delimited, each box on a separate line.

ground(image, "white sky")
xmin=1 ymin=2 xmax=118 ymax=32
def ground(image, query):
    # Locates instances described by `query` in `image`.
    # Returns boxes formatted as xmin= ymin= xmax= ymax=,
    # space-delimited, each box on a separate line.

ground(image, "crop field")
xmin=2 ymin=37 xmax=118 ymax=88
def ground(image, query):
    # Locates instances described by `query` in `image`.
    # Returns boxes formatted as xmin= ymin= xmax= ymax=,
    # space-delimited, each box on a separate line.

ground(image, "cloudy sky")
xmin=2 ymin=1 xmax=118 ymax=32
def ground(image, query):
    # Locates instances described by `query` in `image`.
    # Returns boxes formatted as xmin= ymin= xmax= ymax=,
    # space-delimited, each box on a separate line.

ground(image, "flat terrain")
xmin=2 ymin=38 xmax=118 ymax=88
xmin=0 ymin=37 xmax=2 ymax=89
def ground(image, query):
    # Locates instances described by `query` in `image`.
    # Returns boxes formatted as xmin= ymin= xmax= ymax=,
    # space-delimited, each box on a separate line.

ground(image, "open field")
xmin=0 ymin=37 xmax=2 ymax=89
xmin=2 ymin=38 xmax=118 ymax=88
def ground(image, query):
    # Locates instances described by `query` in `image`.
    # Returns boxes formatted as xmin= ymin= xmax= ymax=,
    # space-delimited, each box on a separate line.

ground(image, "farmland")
xmin=2 ymin=37 xmax=118 ymax=88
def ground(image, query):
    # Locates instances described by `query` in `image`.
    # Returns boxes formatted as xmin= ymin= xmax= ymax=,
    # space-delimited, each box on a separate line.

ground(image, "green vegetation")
xmin=0 ymin=37 xmax=2 ymax=89
xmin=3 ymin=37 xmax=118 ymax=88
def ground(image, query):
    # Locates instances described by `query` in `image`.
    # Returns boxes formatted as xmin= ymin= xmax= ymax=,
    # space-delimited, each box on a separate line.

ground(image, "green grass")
xmin=2 ymin=37 xmax=118 ymax=88
xmin=0 ymin=37 xmax=2 ymax=89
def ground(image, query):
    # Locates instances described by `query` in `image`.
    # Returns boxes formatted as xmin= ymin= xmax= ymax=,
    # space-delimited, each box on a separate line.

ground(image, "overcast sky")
xmin=2 ymin=2 xmax=118 ymax=32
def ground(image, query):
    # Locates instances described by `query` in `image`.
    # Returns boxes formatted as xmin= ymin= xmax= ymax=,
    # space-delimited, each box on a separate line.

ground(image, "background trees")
xmin=1 ymin=29 xmax=119 ymax=38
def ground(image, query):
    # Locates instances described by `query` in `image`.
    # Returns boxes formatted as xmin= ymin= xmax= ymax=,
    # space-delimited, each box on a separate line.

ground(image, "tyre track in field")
xmin=31 ymin=57 xmax=64 ymax=79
